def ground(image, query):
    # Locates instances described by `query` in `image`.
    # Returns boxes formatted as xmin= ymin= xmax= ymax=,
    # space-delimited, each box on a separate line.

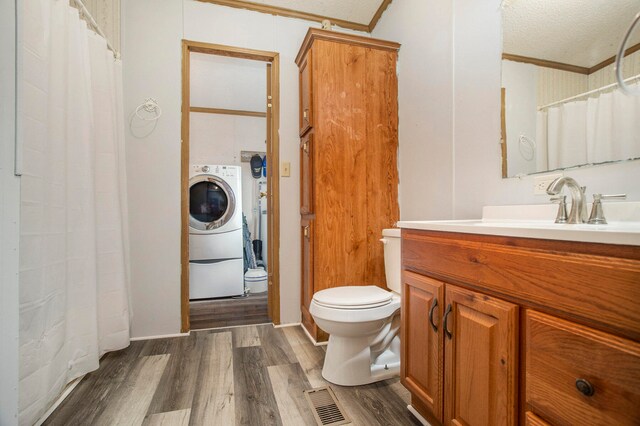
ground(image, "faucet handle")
xmin=588 ymin=194 xmax=627 ymax=225
xmin=550 ymin=195 xmax=568 ymax=223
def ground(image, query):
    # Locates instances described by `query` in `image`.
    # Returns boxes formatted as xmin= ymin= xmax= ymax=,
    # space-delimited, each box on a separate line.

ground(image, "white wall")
xmin=123 ymin=0 xmax=368 ymax=336
xmin=371 ymin=0 xmax=454 ymax=220
xmin=0 ymin=0 xmax=20 ymax=423
xmin=374 ymin=0 xmax=640 ymax=221
xmin=122 ymin=0 xmax=183 ymax=338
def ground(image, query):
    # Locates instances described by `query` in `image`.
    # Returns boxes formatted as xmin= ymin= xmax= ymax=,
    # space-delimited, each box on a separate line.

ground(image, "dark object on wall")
xmin=250 ymin=154 xmax=263 ymax=178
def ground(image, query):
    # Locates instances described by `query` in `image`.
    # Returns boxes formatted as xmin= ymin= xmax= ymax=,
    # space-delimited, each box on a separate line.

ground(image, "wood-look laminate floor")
xmin=44 ymin=325 xmax=421 ymax=426
xmin=189 ymin=292 xmax=270 ymax=330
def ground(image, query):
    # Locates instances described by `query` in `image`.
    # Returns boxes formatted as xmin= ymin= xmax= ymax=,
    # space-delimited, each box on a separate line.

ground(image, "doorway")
xmin=181 ymin=40 xmax=280 ymax=332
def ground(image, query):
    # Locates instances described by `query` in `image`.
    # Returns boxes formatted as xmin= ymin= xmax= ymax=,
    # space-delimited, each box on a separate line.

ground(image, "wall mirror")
xmin=501 ymin=0 xmax=640 ymax=178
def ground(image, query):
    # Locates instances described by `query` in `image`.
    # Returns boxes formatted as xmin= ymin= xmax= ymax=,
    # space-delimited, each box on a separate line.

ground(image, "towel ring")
xmin=615 ymin=11 xmax=640 ymax=96
xmin=135 ymin=98 xmax=162 ymax=121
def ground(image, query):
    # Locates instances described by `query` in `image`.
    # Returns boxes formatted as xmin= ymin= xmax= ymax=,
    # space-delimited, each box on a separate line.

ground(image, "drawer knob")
xmin=575 ymin=378 xmax=595 ymax=396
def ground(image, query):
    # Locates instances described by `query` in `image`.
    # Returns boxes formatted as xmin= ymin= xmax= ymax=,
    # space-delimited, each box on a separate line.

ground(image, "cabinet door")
xmin=300 ymin=218 xmax=315 ymax=336
xmin=299 ymin=52 xmax=312 ymax=136
xmin=300 ymin=131 xmax=313 ymax=215
xmin=444 ymin=285 xmax=518 ymax=426
xmin=401 ymin=271 xmax=444 ymax=423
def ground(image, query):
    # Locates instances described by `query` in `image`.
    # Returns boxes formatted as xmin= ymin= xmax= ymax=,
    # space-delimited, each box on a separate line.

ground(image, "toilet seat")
xmin=313 ymin=286 xmax=393 ymax=310
xmin=310 ymin=289 xmax=400 ymax=324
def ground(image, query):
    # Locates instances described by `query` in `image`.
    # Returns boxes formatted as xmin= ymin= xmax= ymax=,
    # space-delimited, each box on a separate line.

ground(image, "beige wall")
xmin=82 ymin=0 xmax=120 ymax=51
xmin=589 ymin=50 xmax=640 ymax=89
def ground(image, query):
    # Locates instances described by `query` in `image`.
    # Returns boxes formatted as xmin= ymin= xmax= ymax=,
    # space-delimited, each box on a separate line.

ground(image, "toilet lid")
xmin=313 ymin=286 xmax=392 ymax=309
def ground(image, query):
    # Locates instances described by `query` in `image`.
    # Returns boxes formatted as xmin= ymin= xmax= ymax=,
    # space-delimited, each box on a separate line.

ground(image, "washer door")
xmin=189 ymin=175 xmax=236 ymax=231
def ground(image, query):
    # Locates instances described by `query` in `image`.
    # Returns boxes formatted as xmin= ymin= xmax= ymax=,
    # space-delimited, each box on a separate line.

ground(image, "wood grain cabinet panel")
xmin=526 ymin=310 xmax=640 ymax=425
xmin=400 ymin=229 xmax=640 ymax=425
xmin=296 ymin=29 xmax=400 ymax=341
xmin=401 ymin=272 xmax=444 ymax=423
xmin=299 ymin=131 xmax=313 ymax=215
xmin=444 ymin=285 xmax=518 ymax=426
xmin=298 ymin=52 xmax=312 ymax=136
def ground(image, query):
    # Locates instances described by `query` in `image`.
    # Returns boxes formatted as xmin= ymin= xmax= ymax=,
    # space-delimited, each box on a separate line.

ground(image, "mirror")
xmin=501 ymin=0 xmax=640 ymax=178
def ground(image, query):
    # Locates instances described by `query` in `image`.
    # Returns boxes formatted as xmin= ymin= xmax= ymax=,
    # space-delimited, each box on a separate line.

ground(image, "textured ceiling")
xmin=503 ymin=0 xmax=640 ymax=68
xmin=250 ymin=0 xmax=383 ymax=25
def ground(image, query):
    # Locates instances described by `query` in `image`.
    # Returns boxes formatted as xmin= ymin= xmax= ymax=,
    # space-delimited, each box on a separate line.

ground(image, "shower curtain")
xmin=19 ymin=1 xmax=130 ymax=424
xmin=536 ymin=81 xmax=640 ymax=171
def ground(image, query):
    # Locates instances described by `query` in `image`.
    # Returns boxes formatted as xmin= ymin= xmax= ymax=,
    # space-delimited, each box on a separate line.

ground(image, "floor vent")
xmin=303 ymin=386 xmax=351 ymax=426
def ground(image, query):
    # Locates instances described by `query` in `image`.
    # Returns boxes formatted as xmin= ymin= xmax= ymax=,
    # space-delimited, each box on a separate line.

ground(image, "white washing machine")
xmin=189 ymin=165 xmax=244 ymax=299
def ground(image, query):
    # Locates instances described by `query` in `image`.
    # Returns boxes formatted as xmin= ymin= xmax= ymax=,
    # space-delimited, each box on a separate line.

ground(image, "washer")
xmin=189 ymin=165 xmax=244 ymax=299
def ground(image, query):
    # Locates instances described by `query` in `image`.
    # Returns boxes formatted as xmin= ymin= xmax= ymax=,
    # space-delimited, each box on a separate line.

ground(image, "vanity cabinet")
xmin=401 ymin=228 xmax=640 ymax=426
xmin=401 ymin=272 xmax=518 ymax=425
xmin=296 ymin=29 xmax=400 ymax=341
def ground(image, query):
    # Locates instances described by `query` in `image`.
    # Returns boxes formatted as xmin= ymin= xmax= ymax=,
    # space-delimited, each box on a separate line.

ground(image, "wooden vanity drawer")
xmin=402 ymin=229 xmax=640 ymax=340
xmin=526 ymin=310 xmax=640 ymax=425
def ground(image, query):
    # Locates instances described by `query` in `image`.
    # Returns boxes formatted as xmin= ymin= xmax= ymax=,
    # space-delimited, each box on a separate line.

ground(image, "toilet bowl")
xmin=309 ymin=228 xmax=402 ymax=386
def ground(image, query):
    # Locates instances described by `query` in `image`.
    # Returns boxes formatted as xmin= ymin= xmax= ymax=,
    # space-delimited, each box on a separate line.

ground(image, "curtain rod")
xmin=70 ymin=0 xmax=120 ymax=59
xmin=538 ymin=73 xmax=640 ymax=110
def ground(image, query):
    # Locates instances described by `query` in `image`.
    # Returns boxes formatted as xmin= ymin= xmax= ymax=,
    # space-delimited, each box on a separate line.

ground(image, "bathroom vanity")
xmin=399 ymin=210 xmax=640 ymax=425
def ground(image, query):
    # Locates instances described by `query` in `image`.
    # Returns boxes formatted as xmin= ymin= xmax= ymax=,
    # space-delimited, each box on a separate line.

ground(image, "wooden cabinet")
xmin=526 ymin=310 xmax=640 ymax=425
xmin=401 ymin=271 xmax=518 ymax=426
xmin=401 ymin=272 xmax=444 ymax=423
xmin=298 ymin=51 xmax=312 ymax=135
xmin=401 ymin=229 xmax=640 ymax=425
xmin=296 ymin=29 xmax=400 ymax=341
xmin=299 ymin=131 xmax=313 ymax=215
xmin=444 ymin=285 xmax=518 ymax=426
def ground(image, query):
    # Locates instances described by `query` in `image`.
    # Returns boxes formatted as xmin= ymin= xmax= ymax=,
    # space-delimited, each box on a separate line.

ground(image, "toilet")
xmin=309 ymin=228 xmax=402 ymax=386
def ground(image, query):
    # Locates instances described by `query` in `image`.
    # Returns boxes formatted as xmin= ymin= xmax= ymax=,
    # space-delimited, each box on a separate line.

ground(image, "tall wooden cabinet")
xmin=296 ymin=29 xmax=400 ymax=341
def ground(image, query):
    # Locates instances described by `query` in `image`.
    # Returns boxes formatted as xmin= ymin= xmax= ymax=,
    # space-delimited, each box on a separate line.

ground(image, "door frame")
xmin=181 ymin=39 xmax=281 ymax=332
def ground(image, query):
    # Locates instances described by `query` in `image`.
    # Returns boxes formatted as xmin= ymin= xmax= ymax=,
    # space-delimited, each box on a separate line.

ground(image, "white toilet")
xmin=309 ymin=228 xmax=402 ymax=386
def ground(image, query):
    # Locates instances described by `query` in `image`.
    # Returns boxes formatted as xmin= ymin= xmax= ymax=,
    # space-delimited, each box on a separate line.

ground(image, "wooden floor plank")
xmin=43 ymin=341 xmax=146 ymax=425
xmin=233 ymin=346 xmax=283 ymax=426
xmin=146 ymin=333 xmax=203 ymax=415
xmin=189 ymin=293 xmax=270 ymax=330
xmin=189 ymin=332 xmax=235 ymax=425
xmin=267 ymin=363 xmax=316 ymax=426
xmin=45 ymin=325 xmax=417 ymax=426
xmin=281 ymin=326 xmax=326 ymax=388
xmin=233 ymin=325 xmax=261 ymax=348
xmin=94 ymin=354 xmax=170 ymax=426
xmin=257 ymin=324 xmax=298 ymax=367
xmin=142 ymin=409 xmax=191 ymax=426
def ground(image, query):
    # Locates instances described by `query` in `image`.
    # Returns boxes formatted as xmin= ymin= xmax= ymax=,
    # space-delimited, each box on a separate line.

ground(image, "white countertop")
xmin=398 ymin=203 xmax=640 ymax=246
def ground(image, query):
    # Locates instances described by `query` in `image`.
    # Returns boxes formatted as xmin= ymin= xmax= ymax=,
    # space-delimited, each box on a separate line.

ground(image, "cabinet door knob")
xmin=575 ymin=378 xmax=595 ymax=396
xmin=428 ymin=298 xmax=438 ymax=332
xmin=443 ymin=303 xmax=453 ymax=340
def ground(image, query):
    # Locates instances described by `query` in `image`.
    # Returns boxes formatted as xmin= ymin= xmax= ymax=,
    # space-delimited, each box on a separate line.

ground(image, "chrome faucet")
xmin=546 ymin=177 xmax=587 ymax=224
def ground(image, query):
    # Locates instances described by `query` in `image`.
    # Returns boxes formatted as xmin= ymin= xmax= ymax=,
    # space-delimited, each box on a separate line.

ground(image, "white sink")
xmin=397 ymin=202 xmax=640 ymax=246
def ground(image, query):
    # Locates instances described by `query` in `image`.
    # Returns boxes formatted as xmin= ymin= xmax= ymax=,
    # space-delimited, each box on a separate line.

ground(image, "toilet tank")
xmin=381 ymin=228 xmax=402 ymax=293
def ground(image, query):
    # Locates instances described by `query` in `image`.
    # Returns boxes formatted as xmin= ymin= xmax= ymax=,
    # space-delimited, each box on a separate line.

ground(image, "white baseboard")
xmin=130 ymin=332 xmax=190 ymax=341
xmin=190 ymin=322 xmax=273 ymax=332
xmin=273 ymin=322 xmax=300 ymax=328
xmin=301 ymin=323 xmax=328 ymax=346
xmin=407 ymin=405 xmax=431 ymax=426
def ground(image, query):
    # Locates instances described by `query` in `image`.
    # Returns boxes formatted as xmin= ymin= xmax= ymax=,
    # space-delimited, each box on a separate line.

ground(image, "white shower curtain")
xmin=537 ymin=81 xmax=640 ymax=170
xmin=19 ymin=1 xmax=130 ymax=424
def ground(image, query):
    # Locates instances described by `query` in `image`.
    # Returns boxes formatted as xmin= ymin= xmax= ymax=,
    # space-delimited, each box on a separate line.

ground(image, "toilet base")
xmin=321 ymin=334 xmax=400 ymax=386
